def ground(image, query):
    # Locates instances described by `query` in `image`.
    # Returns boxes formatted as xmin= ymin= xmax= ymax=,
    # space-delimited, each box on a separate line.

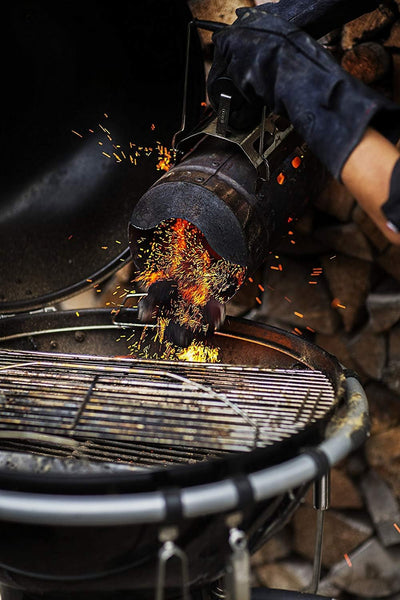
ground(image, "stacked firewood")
xmin=228 ymin=3 xmax=400 ymax=598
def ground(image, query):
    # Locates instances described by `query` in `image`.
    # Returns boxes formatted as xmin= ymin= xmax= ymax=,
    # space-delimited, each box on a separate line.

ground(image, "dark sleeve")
xmin=382 ymin=158 xmax=400 ymax=233
xmin=252 ymin=0 xmax=381 ymax=39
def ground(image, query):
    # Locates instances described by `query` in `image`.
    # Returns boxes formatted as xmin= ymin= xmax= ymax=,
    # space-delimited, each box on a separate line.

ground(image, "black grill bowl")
xmin=0 ymin=311 xmax=369 ymax=599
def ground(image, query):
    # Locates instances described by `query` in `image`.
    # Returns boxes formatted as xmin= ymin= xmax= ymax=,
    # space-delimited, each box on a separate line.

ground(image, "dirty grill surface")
xmin=0 ymin=349 xmax=337 ymax=469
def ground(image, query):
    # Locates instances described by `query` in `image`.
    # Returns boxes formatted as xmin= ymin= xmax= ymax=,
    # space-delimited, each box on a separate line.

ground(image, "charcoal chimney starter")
xmin=129 ymin=116 xmax=324 ymax=297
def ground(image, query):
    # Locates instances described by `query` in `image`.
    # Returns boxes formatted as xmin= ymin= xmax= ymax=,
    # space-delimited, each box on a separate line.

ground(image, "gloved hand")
xmin=208 ymin=9 xmax=400 ymax=180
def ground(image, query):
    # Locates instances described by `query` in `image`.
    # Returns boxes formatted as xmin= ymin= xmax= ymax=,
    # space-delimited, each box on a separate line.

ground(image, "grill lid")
xmin=0 ymin=1 xmax=205 ymax=314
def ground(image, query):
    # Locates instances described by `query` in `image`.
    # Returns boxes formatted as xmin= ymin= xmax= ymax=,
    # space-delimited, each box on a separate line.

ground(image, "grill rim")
xmin=0 ymin=375 xmax=368 ymax=526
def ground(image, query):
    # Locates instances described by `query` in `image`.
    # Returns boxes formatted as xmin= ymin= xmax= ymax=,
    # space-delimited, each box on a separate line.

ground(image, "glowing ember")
xmin=125 ymin=324 xmax=220 ymax=363
xmin=176 ymin=341 xmax=219 ymax=362
xmin=135 ymin=218 xmax=246 ymax=348
xmin=156 ymin=143 xmax=173 ymax=171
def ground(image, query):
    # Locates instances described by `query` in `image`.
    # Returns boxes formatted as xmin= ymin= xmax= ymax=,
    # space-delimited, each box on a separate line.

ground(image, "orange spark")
xmin=156 ymin=144 xmax=173 ymax=171
xmin=291 ymin=156 xmax=301 ymax=168
xmin=344 ymin=554 xmax=352 ymax=568
xmin=331 ymin=298 xmax=346 ymax=309
xmin=277 ymin=172 xmax=285 ymax=185
xmin=71 ymin=130 xmax=83 ymax=138
xmin=294 ymin=311 xmax=304 ymax=318
xmin=394 ymin=523 xmax=400 ymax=534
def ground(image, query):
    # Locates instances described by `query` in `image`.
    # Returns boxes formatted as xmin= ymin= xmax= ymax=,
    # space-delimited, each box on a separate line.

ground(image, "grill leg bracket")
xmin=156 ymin=526 xmax=190 ymax=600
xmin=307 ymin=471 xmax=331 ymax=594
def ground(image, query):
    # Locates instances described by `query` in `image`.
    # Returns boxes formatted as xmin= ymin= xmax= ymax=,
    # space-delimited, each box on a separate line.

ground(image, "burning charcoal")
xmin=138 ymin=280 xmax=178 ymax=322
xmin=134 ymin=218 xmax=246 ymax=346
xmin=203 ymin=298 xmax=226 ymax=334
xmin=164 ymin=321 xmax=194 ymax=348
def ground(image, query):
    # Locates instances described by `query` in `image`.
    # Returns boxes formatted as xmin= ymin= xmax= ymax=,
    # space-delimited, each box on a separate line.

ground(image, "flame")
xmin=176 ymin=341 xmax=219 ymax=363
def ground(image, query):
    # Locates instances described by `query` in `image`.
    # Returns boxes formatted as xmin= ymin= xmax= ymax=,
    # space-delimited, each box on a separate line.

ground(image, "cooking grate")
xmin=0 ymin=349 xmax=338 ymax=467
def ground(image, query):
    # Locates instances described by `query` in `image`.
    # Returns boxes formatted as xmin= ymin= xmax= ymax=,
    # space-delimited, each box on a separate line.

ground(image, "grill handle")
xmin=0 ymin=376 xmax=368 ymax=526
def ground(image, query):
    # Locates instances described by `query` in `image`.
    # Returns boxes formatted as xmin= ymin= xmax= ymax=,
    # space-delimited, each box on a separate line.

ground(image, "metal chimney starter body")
xmin=129 ymin=114 xmax=324 ymax=299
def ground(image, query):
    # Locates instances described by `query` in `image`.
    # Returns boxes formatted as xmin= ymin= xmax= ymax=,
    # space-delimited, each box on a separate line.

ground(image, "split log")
xmin=341 ymin=4 xmax=397 ymax=50
xmin=348 ymin=327 xmax=386 ymax=380
xmin=341 ymin=42 xmax=390 ymax=83
xmin=292 ymin=504 xmax=373 ymax=568
xmin=314 ymin=223 xmax=373 ymax=262
xmin=366 ymin=292 xmax=400 ymax=332
xmin=321 ymin=254 xmax=372 ymax=332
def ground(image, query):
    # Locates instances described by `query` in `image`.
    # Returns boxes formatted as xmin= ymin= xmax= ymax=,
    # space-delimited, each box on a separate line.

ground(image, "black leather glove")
xmin=208 ymin=10 xmax=400 ymax=180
